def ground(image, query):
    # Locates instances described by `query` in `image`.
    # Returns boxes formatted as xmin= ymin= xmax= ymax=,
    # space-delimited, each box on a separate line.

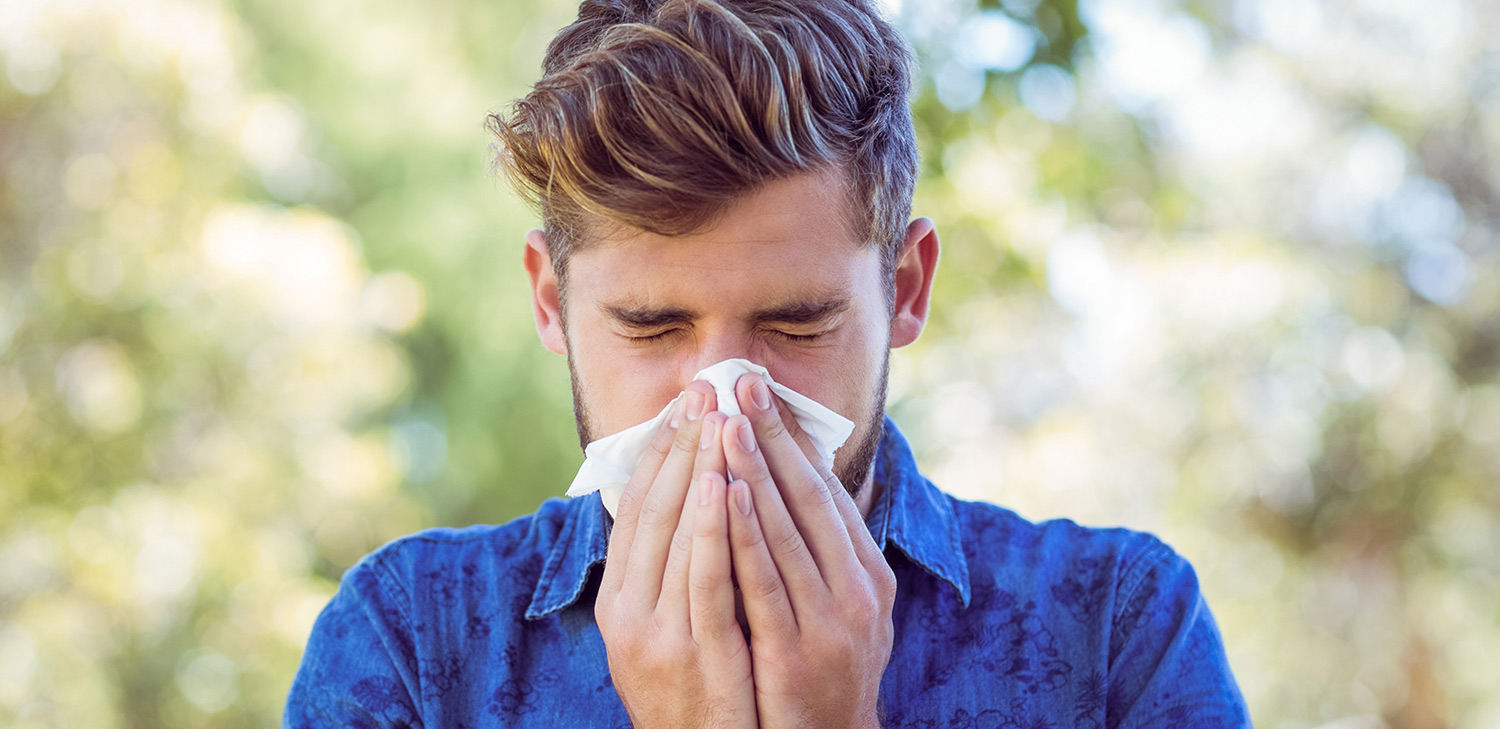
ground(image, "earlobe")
xmin=889 ymin=217 xmax=940 ymax=349
xmin=523 ymin=229 xmax=569 ymax=355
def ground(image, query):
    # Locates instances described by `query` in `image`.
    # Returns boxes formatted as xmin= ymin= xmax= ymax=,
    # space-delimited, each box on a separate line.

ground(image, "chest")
xmin=410 ymin=577 xmax=1110 ymax=728
xmin=879 ymin=574 xmax=1111 ymax=729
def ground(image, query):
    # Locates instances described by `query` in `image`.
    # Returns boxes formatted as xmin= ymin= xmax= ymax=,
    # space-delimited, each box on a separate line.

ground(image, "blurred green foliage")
xmin=2 ymin=0 xmax=1498 ymax=727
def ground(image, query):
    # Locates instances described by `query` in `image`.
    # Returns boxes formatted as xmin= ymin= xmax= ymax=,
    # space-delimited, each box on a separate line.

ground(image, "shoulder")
xmin=362 ymin=495 xmax=575 ymax=566
xmin=288 ymin=498 xmax=600 ymax=722
xmin=339 ymin=496 xmax=580 ymax=606
xmin=947 ymin=495 xmax=1178 ymax=576
xmin=943 ymin=495 xmax=1202 ymax=622
xmin=936 ymin=496 xmax=1249 ymax=721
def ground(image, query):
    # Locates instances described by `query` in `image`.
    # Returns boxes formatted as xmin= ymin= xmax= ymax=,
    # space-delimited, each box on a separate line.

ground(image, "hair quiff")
xmin=487 ymin=0 xmax=919 ymax=280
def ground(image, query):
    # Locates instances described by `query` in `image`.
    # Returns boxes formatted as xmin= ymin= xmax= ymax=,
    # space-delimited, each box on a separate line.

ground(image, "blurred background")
xmin=2 ymin=0 xmax=1497 ymax=726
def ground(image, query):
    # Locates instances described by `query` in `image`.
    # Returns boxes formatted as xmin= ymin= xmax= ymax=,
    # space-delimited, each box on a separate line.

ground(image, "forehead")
xmin=566 ymin=170 xmax=880 ymax=307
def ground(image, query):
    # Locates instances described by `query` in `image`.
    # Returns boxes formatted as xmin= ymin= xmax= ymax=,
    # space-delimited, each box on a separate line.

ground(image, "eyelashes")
xmin=629 ymin=330 xmax=676 ymax=344
xmin=627 ymin=329 xmax=822 ymax=344
xmin=774 ymin=331 xmax=820 ymax=343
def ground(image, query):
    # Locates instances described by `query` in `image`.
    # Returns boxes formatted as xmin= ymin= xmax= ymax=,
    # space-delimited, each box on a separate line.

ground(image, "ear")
xmin=889 ymin=217 xmax=940 ymax=348
xmin=523 ymin=229 xmax=568 ymax=355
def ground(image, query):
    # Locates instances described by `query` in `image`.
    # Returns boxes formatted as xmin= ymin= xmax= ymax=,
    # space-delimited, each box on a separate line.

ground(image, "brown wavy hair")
xmin=486 ymin=0 xmax=919 ymax=286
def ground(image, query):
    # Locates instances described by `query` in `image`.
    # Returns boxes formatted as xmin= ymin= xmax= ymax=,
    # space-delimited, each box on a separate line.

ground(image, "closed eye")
xmin=771 ymin=330 xmax=821 ymax=343
xmin=627 ymin=330 xmax=680 ymax=344
xmin=625 ymin=329 xmax=823 ymax=344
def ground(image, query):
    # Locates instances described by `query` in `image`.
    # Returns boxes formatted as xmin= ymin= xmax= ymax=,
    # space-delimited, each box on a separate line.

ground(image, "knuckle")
xmin=615 ymin=488 xmax=644 ymax=519
xmin=805 ymin=478 xmax=834 ymax=507
xmin=645 ymin=432 xmax=673 ymax=460
xmin=746 ymin=570 xmax=785 ymax=601
xmin=760 ymin=414 xmax=790 ymax=443
xmin=771 ymin=528 xmax=806 ymax=558
xmin=688 ymin=569 xmax=722 ymax=595
xmin=661 ymin=550 xmax=686 ymax=581
xmin=636 ymin=498 xmax=672 ymax=529
xmin=875 ymin=564 xmax=898 ymax=599
xmin=670 ymin=528 xmax=695 ymax=559
xmin=671 ymin=430 xmax=699 ymax=456
xmin=598 ymin=613 xmax=633 ymax=647
xmin=733 ymin=519 xmax=766 ymax=550
xmin=845 ymin=592 xmax=880 ymax=625
xmin=662 ymin=554 xmax=691 ymax=585
xmin=877 ymin=616 xmax=895 ymax=647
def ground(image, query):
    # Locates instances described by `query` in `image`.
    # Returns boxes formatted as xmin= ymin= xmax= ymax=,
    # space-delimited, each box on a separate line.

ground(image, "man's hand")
xmin=721 ymin=373 xmax=898 ymax=729
xmin=595 ymin=380 xmax=758 ymax=729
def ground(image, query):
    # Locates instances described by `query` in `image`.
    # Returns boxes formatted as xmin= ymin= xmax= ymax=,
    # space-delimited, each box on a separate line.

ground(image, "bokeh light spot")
xmin=175 ymin=650 xmax=238 ymax=713
xmin=1018 ymin=64 xmax=1076 ymax=122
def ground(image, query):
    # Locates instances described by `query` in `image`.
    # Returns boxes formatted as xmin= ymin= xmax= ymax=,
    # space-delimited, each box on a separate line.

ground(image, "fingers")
xmin=722 ymin=413 xmax=827 ymax=604
xmin=659 ymin=410 xmax=728 ymax=622
xmin=601 ymin=398 xmax=683 ymax=598
xmin=767 ymin=394 xmax=888 ymax=580
xmin=731 ymin=374 xmax=860 ymax=589
xmin=621 ymin=380 xmax=717 ymax=610
xmin=690 ymin=412 xmax=729 ymax=513
xmin=686 ymin=470 xmax=737 ymax=643
xmin=725 ymin=477 xmax=798 ymax=638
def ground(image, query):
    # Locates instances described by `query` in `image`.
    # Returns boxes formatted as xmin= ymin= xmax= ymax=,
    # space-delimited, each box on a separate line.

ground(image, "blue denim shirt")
xmin=285 ymin=418 xmax=1251 ymax=728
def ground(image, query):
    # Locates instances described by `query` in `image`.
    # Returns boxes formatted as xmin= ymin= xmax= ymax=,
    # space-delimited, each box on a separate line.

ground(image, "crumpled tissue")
xmin=566 ymin=358 xmax=855 ymax=519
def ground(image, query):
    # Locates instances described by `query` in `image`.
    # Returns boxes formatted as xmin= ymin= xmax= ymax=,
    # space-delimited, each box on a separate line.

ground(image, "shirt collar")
xmin=526 ymin=415 xmax=970 ymax=619
xmin=526 ymin=487 xmax=610 ymax=620
xmin=863 ymin=416 xmax=971 ymax=608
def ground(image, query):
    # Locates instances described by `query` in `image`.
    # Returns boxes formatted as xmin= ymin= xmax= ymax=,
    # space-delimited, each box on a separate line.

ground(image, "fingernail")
xmin=685 ymin=390 xmax=704 ymax=422
xmin=736 ymin=420 xmax=756 ymax=452
xmin=751 ymin=378 xmax=771 ymax=411
xmin=699 ymin=473 xmax=715 ymax=507
xmin=699 ymin=419 xmax=717 ymax=450
xmin=668 ymin=396 xmax=684 ymax=429
xmin=734 ymin=481 xmax=752 ymax=515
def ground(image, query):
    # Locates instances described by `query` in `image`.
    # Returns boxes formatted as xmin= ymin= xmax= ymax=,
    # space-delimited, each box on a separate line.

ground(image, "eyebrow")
xmin=602 ymin=303 xmax=695 ymax=329
xmin=600 ymin=296 xmax=851 ymax=328
xmin=749 ymin=297 xmax=850 ymax=325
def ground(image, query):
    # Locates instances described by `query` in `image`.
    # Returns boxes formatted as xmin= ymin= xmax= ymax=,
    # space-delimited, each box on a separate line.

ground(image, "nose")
xmin=681 ymin=330 xmax=759 ymax=390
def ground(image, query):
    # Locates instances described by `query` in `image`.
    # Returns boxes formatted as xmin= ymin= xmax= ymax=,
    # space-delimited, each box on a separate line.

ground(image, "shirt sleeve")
xmin=1106 ymin=537 xmax=1252 ymax=729
xmin=284 ymin=556 xmax=424 ymax=729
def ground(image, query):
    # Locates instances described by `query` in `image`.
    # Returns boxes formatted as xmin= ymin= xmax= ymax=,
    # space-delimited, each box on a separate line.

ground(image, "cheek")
xmin=771 ymin=325 xmax=886 ymax=418
xmin=569 ymin=330 xmax=684 ymax=431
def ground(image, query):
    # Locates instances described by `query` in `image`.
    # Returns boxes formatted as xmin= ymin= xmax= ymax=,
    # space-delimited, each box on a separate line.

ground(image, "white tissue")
xmin=566 ymin=358 xmax=855 ymax=519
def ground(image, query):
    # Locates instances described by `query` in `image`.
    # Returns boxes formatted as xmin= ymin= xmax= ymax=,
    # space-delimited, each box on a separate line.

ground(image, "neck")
xmin=854 ymin=471 xmax=881 ymax=521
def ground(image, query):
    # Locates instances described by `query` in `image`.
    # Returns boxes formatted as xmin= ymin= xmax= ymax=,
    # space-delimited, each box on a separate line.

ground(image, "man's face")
xmin=555 ymin=168 xmax=893 ymax=499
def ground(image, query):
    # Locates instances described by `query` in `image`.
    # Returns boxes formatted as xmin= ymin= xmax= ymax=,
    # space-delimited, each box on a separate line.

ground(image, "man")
xmin=285 ymin=0 xmax=1252 ymax=726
